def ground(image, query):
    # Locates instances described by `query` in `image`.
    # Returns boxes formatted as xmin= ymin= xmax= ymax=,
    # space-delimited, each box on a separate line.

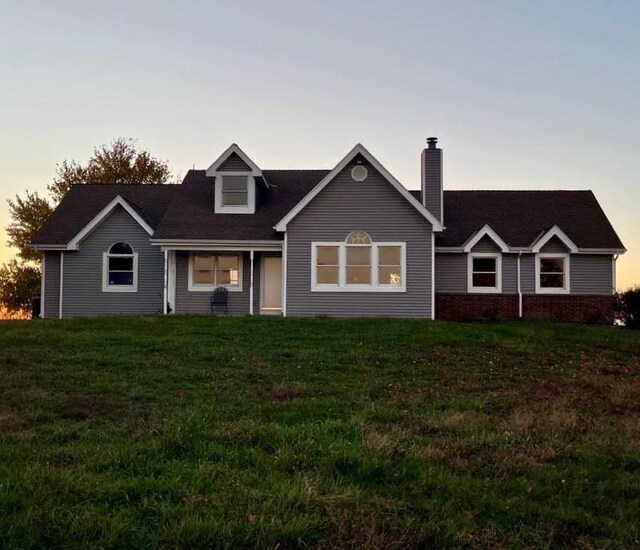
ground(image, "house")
xmin=32 ymin=139 xmax=625 ymax=322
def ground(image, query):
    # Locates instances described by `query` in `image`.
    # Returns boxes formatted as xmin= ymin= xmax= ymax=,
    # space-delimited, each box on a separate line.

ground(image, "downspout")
xmin=59 ymin=251 xmax=64 ymax=319
xmin=517 ymin=251 xmax=522 ymax=319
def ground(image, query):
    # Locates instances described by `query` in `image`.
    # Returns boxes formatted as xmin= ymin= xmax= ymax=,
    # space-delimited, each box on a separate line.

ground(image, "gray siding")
xmin=434 ymin=249 xmax=518 ymax=293
xmin=540 ymin=236 xmax=570 ymax=253
xmin=435 ymin=253 xmax=466 ymax=293
xmin=471 ymin=236 xmax=500 ymax=253
xmin=43 ymin=252 xmax=60 ymax=319
xmin=571 ymin=255 xmax=613 ymax=294
xmin=61 ymin=206 xmax=165 ymax=317
xmin=286 ymin=157 xmax=433 ymax=318
xmin=519 ymin=253 xmax=612 ymax=295
xmin=217 ymin=153 xmax=251 ymax=172
xmin=174 ymin=252 xmax=253 ymax=315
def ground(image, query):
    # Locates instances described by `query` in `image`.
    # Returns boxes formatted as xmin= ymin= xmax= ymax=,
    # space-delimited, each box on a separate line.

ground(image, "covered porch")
xmin=157 ymin=241 xmax=284 ymax=316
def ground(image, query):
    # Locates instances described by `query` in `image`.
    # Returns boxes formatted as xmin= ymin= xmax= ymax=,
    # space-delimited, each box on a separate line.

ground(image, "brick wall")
xmin=435 ymin=294 xmax=519 ymax=321
xmin=522 ymin=295 xmax=614 ymax=324
xmin=435 ymin=293 xmax=614 ymax=324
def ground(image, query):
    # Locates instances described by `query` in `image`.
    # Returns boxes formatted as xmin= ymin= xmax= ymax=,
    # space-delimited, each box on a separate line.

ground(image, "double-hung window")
xmin=536 ymin=254 xmax=570 ymax=294
xmin=468 ymin=253 xmax=501 ymax=293
xmin=189 ymin=254 xmax=242 ymax=291
xmin=312 ymin=232 xmax=405 ymax=292
xmin=102 ymin=242 xmax=138 ymax=292
xmin=214 ymin=173 xmax=255 ymax=214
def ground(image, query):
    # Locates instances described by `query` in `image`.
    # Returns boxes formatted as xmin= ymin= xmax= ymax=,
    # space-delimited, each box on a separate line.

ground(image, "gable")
xmin=470 ymin=235 xmax=501 ymax=253
xmin=217 ymin=152 xmax=251 ymax=172
xmin=275 ymin=144 xmax=443 ymax=232
xmin=539 ymin=235 xmax=571 ymax=253
xmin=288 ymin=155 xmax=432 ymax=234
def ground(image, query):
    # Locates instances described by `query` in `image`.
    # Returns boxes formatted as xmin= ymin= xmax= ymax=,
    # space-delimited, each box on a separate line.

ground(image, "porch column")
xmin=249 ymin=250 xmax=255 ymax=315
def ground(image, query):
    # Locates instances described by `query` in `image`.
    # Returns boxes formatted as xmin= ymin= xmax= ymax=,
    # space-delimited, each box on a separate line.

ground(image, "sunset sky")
xmin=1 ymin=1 xmax=638 ymax=289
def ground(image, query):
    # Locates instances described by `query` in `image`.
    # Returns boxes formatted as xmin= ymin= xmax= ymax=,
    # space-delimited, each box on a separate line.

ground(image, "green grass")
xmin=0 ymin=316 xmax=639 ymax=549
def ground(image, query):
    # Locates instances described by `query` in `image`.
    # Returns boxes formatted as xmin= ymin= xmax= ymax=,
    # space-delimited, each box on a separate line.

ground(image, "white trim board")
xmin=531 ymin=225 xmax=578 ymax=254
xmin=274 ymin=144 xmax=444 ymax=232
xmin=463 ymin=225 xmax=509 ymax=253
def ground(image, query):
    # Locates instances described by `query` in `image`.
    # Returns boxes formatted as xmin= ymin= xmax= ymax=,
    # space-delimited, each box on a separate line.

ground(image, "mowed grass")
xmin=0 ymin=317 xmax=639 ymax=549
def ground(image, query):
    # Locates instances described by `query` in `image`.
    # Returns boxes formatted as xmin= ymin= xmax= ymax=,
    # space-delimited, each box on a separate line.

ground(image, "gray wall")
xmin=43 ymin=252 xmax=60 ymax=318
xmin=286 ymin=156 xmax=434 ymax=318
xmin=60 ymin=206 xmax=165 ymax=317
xmin=174 ymin=251 xmax=255 ymax=315
xmin=435 ymin=236 xmax=517 ymax=293
xmin=217 ymin=153 xmax=251 ymax=172
xmin=436 ymin=249 xmax=612 ymax=295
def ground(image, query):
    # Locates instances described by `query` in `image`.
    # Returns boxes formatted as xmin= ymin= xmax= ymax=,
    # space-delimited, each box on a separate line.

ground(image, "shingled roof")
xmin=33 ymin=174 xmax=624 ymax=251
xmin=32 ymin=184 xmax=180 ymax=246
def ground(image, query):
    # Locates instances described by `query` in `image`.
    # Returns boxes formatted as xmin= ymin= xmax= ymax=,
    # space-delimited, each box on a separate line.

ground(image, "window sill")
xmin=468 ymin=287 xmax=502 ymax=294
xmin=311 ymin=286 xmax=406 ymax=293
xmin=535 ymin=289 xmax=570 ymax=295
xmin=102 ymin=286 xmax=138 ymax=293
xmin=188 ymin=285 xmax=243 ymax=293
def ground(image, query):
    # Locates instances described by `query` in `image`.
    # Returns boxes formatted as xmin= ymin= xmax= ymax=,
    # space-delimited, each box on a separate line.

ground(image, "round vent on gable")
xmin=351 ymin=165 xmax=368 ymax=182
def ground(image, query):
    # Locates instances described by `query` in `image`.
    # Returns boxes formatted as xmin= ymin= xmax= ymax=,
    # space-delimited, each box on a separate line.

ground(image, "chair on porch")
xmin=210 ymin=287 xmax=229 ymax=315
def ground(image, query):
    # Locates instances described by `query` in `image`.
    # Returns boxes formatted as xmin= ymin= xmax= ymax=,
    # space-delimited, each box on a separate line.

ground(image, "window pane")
xmin=473 ymin=273 xmax=497 ymax=287
xmin=109 ymin=271 xmax=134 ymax=286
xmin=379 ymin=266 xmax=402 ymax=286
xmin=217 ymin=256 xmax=239 ymax=270
xmin=109 ymin=256 xmax=133 ymax=271
xmin=216 ymin=269 xmax=239 ymax=286
xmin=317 ymin=266 xmax=339 ymax=284
xmin=346 ymin=246 xmax=371 ymax=266
xmin=541 ymin=258 xmax=564 ymax=273
xmin=222 ymin=191 xmax=248 ymax=206
xmin=317 ymin=246 xmax=339 ymax=266
xmin=194 ymin=255 xmax=215 ymax=270
xmin=541 ymin=273 xmax=564 ymax=288
xmin=109 ymin=242 xmax=133 ymax=255
xmin=473 ymin=257 xmax=496 ymax=272
xmin=378 ymin=246 xmax=400 ymax=266
xmin=346 ymin=266 xmax=371 ymax=285
xmin=222 ymin=176 xmax=248 ymax=191
xmin=194 ymin=270 xmax=215 ymax=285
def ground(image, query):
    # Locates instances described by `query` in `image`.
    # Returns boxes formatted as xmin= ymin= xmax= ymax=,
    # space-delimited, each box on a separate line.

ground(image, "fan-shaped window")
xmin=345 ymin=231 xmax=371 ymax=245
xmin=103 ymin=242 xmax=138 ymax=292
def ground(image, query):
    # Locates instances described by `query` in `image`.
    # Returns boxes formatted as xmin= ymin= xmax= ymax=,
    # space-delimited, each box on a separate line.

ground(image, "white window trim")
xmin=311 ymin=242 xmax=406 ymax=293
xmin=535 ymin=253 xmax=570 ymax=294
xmin=214 ymin=172 xmax=255 ymax=214
xmin=467 ymin=253 xmax=502 ymax=294
xmin=188 ymin=253 xmax=244 ymax=292
xmin=102 ymin=246 xmax=138 ymax=293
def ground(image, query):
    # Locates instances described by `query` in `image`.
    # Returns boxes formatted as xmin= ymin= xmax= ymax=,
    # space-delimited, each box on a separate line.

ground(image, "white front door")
xmin=261 ymin=256 xmax=283 ymax=314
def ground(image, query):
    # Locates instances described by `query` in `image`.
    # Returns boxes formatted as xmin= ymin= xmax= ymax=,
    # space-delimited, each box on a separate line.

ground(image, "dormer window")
xmin=207 ymin=144 xmax=263 ymax=215
xmin=222 ymin=175 xmax=249 ymax=207
xmin=214 ymin=173 xmax=256 ymax=214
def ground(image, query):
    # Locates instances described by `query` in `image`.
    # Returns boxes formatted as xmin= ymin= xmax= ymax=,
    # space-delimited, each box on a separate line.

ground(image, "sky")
xmin=0 ymin=0 xmax=638 ymax=289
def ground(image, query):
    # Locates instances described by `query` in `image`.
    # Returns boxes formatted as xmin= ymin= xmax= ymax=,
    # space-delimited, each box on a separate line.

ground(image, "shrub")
xmin=615 ymin=286 xmax=640 ymax=329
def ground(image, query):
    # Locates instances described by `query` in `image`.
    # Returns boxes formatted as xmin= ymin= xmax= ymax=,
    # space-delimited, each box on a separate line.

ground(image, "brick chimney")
xmin=421 ymin=137 xmax=443 ymax=224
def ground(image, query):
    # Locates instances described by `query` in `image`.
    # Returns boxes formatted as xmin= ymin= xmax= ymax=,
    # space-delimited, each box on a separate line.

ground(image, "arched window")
xmin=103 ymin=242 xmax=138 ymax=292
xmin=345 ymin=231 xmax=371 ymax=245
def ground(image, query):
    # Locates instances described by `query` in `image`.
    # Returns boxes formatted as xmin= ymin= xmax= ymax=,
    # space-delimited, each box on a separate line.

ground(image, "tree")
xmin=615 ymin=286 xmax=640 ymax=329
xmin=0 ymin=260 xmax=41 ymax=314
xmin=2 ymin=138 xmax=172 ymax=315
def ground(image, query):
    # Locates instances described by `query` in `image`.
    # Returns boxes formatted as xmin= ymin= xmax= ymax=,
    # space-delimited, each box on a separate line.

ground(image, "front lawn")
xmin=0 ymin=317 xmax=639 ymax=548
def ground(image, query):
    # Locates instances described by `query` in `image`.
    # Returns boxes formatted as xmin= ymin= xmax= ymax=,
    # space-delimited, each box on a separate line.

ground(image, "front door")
xmin=261 ymin=256 xmax=283 ymax=314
